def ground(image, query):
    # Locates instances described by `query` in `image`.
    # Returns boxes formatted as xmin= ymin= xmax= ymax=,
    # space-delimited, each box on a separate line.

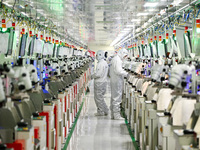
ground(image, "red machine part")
xmin=6 ymin=140 xmax=25 ymax=150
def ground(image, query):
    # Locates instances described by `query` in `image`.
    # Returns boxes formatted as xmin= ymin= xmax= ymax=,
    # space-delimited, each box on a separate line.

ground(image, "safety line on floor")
xmin=62 ymin=92 xmax=87 ymax=150
xmin=124 ymin=118 xmax=140 ymax=150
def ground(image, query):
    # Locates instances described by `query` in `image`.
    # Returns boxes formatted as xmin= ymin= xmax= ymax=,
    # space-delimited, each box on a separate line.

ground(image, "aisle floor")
xmin=67 ymin=81 xmax=135 ymax=150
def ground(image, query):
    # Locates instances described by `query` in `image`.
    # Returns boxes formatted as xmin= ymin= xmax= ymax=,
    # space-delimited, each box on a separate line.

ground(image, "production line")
xmin=120 ymin=4 xmax=200 ymax=149
xmin=0 ymin=11 xmax=93 ymax=150
xmin=3 ymin=0 xmax=200 ymax=150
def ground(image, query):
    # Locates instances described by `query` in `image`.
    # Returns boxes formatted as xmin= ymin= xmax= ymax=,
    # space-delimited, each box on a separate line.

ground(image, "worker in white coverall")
xmin=110 ymin=48 xmax=128 ymax=119
xmin=92 ymin=50 xmax=109 ymax=116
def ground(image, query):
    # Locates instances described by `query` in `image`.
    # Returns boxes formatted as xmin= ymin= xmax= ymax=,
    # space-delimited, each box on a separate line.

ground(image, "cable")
xmin=12 ymin=0 xmax=16 ymax=12
xmin=0 ymin=0 xmax=3 ymax=8
xmin=178 ymin=22 xmax=186 ymax=26
xmin=196 ymin=8 xmax=200 ymax=18
xmin=5 ymin=18 xmax=10 ymax=24
xmin=159 ymin=30 xmax=165 ymax=34
xmin=184 ymin=10 xmax=192 ymax=22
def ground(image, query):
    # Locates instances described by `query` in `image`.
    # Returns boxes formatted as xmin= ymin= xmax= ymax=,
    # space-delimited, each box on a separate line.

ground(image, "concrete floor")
xmin=67 ymin=81 xmax=135 ymax=150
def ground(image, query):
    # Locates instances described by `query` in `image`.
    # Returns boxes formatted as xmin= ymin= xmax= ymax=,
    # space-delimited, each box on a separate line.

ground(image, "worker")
xmin=92 ymin=50 xmax=109 ymax=116
xmin=110 ymin=48 xmax=128 ymax=119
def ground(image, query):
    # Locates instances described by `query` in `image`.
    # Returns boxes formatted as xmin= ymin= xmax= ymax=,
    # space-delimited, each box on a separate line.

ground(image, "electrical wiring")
xmin=184 ymin=10 xmax=192 ymax=22
xmin=196 ymin=8 xmax=200 ymax=18
xmin=178 ymin=22 xmax=186 ymax=26
xmin=12 ymin=0 xmax=16 ymax=12
xmin=159 ymin=30 xmax=165 ymax=35
xmin=5 ymin=18 xmax=10 ymax=24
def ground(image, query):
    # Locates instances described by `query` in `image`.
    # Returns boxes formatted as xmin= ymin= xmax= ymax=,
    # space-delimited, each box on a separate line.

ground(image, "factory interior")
xmin=1 ymin=0 xmax=200 ymax=150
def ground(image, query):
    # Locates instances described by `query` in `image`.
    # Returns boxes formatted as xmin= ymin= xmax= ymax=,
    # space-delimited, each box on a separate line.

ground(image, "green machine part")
xmin=149 ymin=43 xmax=154 ymax=58
xmin=141 ymin=44 xmax=145 ymax=57
xmin=0 ymin=27 xmax=17 ymax=64
xmin=19 ymin=32 xmax=28 ymax=57
xmin=183 ymin=31 xmax=193 ymax=58
xmin=132 ymin=47 xmax=134 ymax=57
xmin=56 ymin=44 xmax=61 ymax=58
xmin=0 ymin=27 xmax=16 ymax=55
xmin=27 ymin=35 xmax=36 ymax=57
xmin=152 ymin=40 xmax=158 ymax=58
xmin=138 ymin=46 xmax=141 ymax=58
xmin=192 ymin=25 xmax=200 ymax=57
xmin=52 ymin=43 xmax=57 ymax=58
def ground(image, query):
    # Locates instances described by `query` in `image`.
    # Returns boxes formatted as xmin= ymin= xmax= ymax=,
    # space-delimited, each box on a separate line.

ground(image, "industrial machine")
xmin=120 ymin=2 xmax=200 ymax=150
xmin=0 ymin=5 xmax=93 ymax=150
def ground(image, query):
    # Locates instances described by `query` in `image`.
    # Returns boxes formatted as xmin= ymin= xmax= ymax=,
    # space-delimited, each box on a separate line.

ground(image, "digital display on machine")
xmin=7 ymin=29 xmax=15 ymax=55
xmin=28 ymin=35 xmax=35 ymax=56
xmin=19 ymin=33 xmax=27 ymax=57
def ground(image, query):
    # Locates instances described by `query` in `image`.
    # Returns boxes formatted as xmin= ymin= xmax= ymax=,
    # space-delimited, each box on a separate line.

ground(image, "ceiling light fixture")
xmin=19 ymin=5 xmax=25 ymax=9
xmin=126 ymin=25 xmax=135 ymax=27
xmin=160 ymin=9 xmax=166 ymax=15
xmin=2 ymin=2 xmax=12 ymax=7
xmin=21 ymin=12 xmax=28 ymax=17
xmin=131 ymin=19 xmax=140 ymax=22
xmin=144 ymin=2 xmax=158 ymax=7
xmin=137 ymin=13 xmax=149 ymax=16
xmin=147 ymin=9 xmax=158 ymax=12
xmin=172 ymin=0 xmax=183 ymax=6
xmin=123 ymin=28 xmax=132 ymax=31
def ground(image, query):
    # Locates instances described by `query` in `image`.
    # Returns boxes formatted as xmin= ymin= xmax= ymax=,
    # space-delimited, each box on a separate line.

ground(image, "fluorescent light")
xmin=147 ymin=9 xmax=158 ymax=12
xmin=144 ymin=22 xmax=148 ymax=27
xmin=172 ymin=0 xmax=183 ymax=6
xmin=144 ymin=2 xmax=158 ymax=7
xmin=121 ymin=31 xmax=130 ymax=33
xmin=2 ymin=2 xmax=12 ymax=7
xmin=131 ymin=19 xmax=140 ymax=22
xmin=19 ymin=5 xmax=25 ymax=9
xmin=126 ymin=25 xmax=135 ymax=27
xmin=136 ymin=28 xmax=141 ymax=32
xmin=160 ymin=9 xmax=166 ymax=15
xmin=21 ymin=12 xmax=28 ymax=16
xmin=123 ymin=28 xmax=132 ymax=31
xmin=137 ymin=13 xmax=149 ymax=16
xmin=37 ymin=9 xmax=44 ymax=12
xmin=148 ymin=18 xmax=153 ymax=22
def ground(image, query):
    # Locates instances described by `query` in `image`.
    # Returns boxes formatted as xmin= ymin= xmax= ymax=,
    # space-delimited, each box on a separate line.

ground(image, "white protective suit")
xmin=93 ymin=50 xmax=109 ymax=115
xmin=110 ymin=48 xmax=128 ymax=119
